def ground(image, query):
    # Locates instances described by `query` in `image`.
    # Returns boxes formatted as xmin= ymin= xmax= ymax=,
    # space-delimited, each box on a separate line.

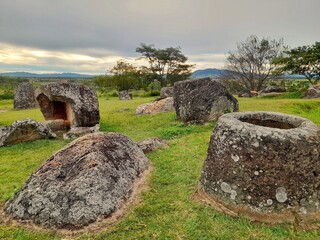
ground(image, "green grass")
xmin=239 ymin=96 xmax=320 ymax=125
xmin=1 ymin=96 xmax=320 ymax=239
xmin=0 ymin=101 xmax=44 ymax=126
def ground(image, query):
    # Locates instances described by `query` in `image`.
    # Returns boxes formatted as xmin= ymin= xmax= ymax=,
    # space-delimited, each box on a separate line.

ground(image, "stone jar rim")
xmin=217 ymin=111 xmax=319 ymax=139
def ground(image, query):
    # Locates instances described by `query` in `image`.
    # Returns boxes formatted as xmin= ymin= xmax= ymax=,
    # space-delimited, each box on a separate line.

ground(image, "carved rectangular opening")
xmin=52 ymin=101 xmax=72 ymax=127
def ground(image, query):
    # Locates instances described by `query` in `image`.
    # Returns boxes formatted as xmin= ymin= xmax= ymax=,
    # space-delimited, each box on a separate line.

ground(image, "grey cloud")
xmin=0 ymin=0 xmax=320 ymax=71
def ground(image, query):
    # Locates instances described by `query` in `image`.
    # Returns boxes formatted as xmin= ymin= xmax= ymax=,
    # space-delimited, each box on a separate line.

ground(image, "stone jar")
xmin=200 ymin=111 xmax=320 ymax=224
xmin=173 ymin=78 xmax=238 ymax=123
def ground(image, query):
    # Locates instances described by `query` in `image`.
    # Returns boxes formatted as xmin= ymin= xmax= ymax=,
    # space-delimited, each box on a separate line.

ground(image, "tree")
xmin=225 ymin=35 xmax=286 ymax=91
xmin=93 ymin=75 xmax=110 ymax=93
xmin=136 ymin=43 xmax=194 ymax=87
xmin=93 ymin=60 xmax=139 ymax=94
xmin=109 ymin=60 xmax=139 ymax=91
xmin=272 ymin=42 xmax=320 ymax=84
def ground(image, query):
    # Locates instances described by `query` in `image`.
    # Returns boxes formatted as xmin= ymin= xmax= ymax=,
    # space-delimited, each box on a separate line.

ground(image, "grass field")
xmin=1 ymin=95 xmax=320 ymax=239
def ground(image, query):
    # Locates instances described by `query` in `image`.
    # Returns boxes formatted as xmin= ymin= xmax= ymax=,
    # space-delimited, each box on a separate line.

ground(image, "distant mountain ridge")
xmin=191 ymin=68 xmax=305 ymax=79
xmin=0 ymin=70 xmax=305 ymax=79
xmin=0 ymin=72 xmax=94 ymax=78
xmin=191 ymin=68 xmax=225 ymax=78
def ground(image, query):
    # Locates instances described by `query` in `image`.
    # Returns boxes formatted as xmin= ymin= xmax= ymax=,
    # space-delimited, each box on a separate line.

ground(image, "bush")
xmin=285 ymin=80 xmax=310 ymax=92
xmin=149 ymin=90 xmax=160 ymax=96
xmin=221 ymin=79 xmax=245 ymax=94
xmin=148 ymin=80 xmax=161 ymax=91
xmin=106 ymin=89 xmax=119 ymax=97
xmin=0 ymin=92 xmax=14 ymax=100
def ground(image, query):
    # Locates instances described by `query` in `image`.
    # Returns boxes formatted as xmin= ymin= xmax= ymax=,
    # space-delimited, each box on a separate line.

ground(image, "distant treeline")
xmin=0 ymin=76 xmax=93 ymax=100
xmin=0 ymin=76 xmax=28 ymax=90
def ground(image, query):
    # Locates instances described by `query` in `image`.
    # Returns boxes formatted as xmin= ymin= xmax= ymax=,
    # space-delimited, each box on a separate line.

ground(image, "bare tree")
xmin=225 ymin=35 xmax=286 ymax=91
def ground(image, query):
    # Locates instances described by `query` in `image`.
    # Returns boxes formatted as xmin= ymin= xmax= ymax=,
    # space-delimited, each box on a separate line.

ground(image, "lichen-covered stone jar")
xmin=199 ymin=111 xmax=320 ymax=224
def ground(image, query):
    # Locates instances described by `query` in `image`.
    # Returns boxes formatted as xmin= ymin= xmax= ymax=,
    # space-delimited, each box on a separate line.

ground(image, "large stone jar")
xmin=14 ymin=82 xmax=36 ymax=109
xmin=200 ymin=111 xmax=320 ymax=224
xmin=173 ymin=78 xmax=238 ymax=123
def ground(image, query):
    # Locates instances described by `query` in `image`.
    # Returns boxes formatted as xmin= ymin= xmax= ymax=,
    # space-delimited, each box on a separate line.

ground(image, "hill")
xmin=191 ymin=68 xmax=225 ymax=78
xmin=0 ymin=72 xmax=94 ymax=78
xmin=0 ymin=70 xmax=305 ymax=80
xmin=191 ymin=68 xmax=305 ymax=79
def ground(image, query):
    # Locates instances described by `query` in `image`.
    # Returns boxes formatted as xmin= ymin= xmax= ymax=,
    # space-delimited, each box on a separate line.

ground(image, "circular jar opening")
xmin=239 ymin=117 xmax=296 ymax=129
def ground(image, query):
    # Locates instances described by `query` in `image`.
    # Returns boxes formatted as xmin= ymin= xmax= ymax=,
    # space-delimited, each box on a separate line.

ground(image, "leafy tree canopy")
xmin=272 ymin=42 xmax=320 ymax=84
xmin=93 ymin=60 xmax=139 ymax=93
xmin=136 ymin=43 xmax=194 ymax=87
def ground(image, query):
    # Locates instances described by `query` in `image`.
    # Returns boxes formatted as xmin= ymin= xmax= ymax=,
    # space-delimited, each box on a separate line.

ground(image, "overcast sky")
xmin=0 ymin=0 xmax=319 ymax=74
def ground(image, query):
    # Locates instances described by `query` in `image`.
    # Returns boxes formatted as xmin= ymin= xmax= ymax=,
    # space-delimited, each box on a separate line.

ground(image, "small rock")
xmin=135 ymin=97 xmax=174 ymax=115
xmin=258 ymin=92 xmax=283 ymax=98
xmin=63 ymin=124 xmax=100 ymax=140
xmin=238 ymin=89 xmax=252 ymax=98
xmin=160 ymin=87 xmax=174 ymax=99
xmin=119 ymin=90 xmax=132 ymax=100
xmin=260 ymin=86 xmax=286 ymax=94
xmin=137 ymin=137 xmax=168 ymax=153
xmin=0 ymin=118 xmax=56 ymax=147
xmin=305 ymin=85 xmax=320 ymax=98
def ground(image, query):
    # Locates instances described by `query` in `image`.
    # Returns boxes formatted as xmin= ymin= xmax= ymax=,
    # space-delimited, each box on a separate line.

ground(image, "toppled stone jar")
xmin=5 ymin=133 xmax=150 ymax=229
xmin=199 ymin=111 xmax=320 ymax=224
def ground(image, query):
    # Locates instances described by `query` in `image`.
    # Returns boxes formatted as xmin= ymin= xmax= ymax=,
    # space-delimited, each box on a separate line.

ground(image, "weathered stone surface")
xmin=160 ymin=87 xmax=174 ymax=99
xmin=14 ymin=82 xmax=36 ymax=109
xmin=259 ymin=85 xmax=286 ymax=93
xmin=135 ymin=97 xmax=174 ymax=115
xmin=257 ymin=86 xmax=286 ymax=98
xmin=0 ymin=118 xmax=56 ymax=147
xmin=5 ymin=132 xmax=150 ymax=228
xmin=63 ymin=124 xmax=100 ymax=140
xmin=258 ymin=92 xmax=283 ymax=98
xmin=44 ymin=119 xmax=68 ymax=132
xmin=35 ymin=83 xmax=100 ymax=128
xmin=173 ymin=78 xmax=239 ymax=123
xmin=119 ymin=90 xmax=132 ymax=100
xmin=200 ymin=111 xmax=320 ymax=224
xmin=238 ymin=90 xmax=252 ymax=98
xmin=138 ymin=137 xmax=168 ymax=154
xmin=305 ymin=85 xmax=320 ymax=98
xmin=250 ymin=91 xmax=259 ymax=96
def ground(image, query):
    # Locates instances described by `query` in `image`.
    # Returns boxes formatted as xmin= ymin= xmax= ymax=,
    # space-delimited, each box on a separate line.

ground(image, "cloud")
xmin=0 ymin=43 xmax=123 ymax=74
xmin=0 ymin=0 xmax=320 ymax=73
xmin=0 ymin=43 xmax=225 ymax=74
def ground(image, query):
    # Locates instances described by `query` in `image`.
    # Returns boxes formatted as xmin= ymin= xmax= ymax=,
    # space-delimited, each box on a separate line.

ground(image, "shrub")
xmin=0 ymin=92 xmax=14 ymax=100
xmin=106 ymin=89 xmax=119 ymax=97
xmin=149 ymin=90 xmax=160 ymax=96
xmin=148 ymin=80 xmax=161 ymax=91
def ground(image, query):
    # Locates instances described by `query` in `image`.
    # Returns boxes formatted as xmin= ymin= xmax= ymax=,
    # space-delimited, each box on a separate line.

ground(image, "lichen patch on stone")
xmin=275 ymin=187 xmax=288 ymax=203
xmin=231 ymin=154 xmax=240 ymax=162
